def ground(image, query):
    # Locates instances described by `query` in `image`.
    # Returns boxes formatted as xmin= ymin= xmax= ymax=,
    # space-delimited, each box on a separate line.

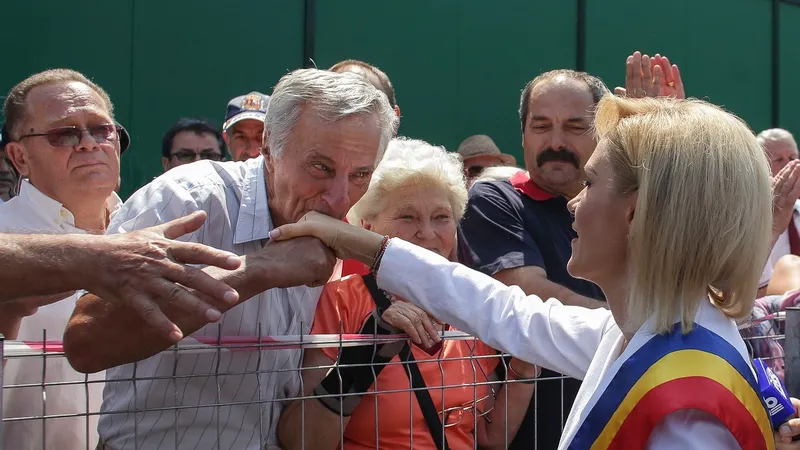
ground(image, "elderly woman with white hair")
xmin=278 ymin=138 xmax=537 ymax=450
xmin=271 ymin=97 xmax=788 ymax=449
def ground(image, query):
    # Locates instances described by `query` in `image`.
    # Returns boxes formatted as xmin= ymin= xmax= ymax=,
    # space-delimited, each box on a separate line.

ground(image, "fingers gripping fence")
xmin=0 ymin=327 xmax=581 ymax=450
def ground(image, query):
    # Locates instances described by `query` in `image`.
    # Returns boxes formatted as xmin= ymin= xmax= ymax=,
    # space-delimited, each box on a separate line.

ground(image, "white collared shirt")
xmin=0 ymin=179 xmax=121 ymax=450
xmin=376 ymin=239 xmax=745 ymax=449
xmin=98 ymin=156 xmax=322 ymax=450
xmin=761 ymin=200 xmax=800 ymax=287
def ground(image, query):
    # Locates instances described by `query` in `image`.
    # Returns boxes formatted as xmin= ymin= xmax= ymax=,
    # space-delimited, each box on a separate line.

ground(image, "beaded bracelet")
xmin=370 ymin=235 xmax=391 ymax=274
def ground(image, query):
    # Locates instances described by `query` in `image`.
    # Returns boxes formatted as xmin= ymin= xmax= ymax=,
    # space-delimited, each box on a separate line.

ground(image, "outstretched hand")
xmin=87 ymin=211 xmax=242 ymax=342
xmin=268 ymin=211 xmax=385 ymax=266
xmin=614 ymin=51 xmax=685 ymax=99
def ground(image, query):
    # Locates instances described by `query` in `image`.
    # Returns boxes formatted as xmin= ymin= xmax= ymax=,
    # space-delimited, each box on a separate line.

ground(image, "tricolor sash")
xmin=567 ymin=323 xmax=774 ymax=450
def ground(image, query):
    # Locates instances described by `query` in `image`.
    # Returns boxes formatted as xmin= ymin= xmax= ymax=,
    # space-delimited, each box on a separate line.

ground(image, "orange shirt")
xmin=312 ymin=275 xmax=499 ymax=450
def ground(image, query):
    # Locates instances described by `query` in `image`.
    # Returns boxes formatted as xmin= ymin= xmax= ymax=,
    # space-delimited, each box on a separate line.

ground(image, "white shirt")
xmin=0 ymin=179 xmax=121 ymax=450
xmin=99 ymin=157 xmax=322 ymax=450
xmin=377 ymin=239 xmax=748 ymax=449
xmin=761 ymin=200 xmax=800 ymax=287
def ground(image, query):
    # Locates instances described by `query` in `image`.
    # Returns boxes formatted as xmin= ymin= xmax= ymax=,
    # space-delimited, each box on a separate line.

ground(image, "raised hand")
xmin=614 ymin=51 xmax=685 ymax=99
xmin=772 ymin=160 xmax=800 ymax=248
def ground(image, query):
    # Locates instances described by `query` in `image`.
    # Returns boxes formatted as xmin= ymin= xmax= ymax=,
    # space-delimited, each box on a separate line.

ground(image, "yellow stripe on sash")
xmin=590 ymin=350 xmax=773 ymax=449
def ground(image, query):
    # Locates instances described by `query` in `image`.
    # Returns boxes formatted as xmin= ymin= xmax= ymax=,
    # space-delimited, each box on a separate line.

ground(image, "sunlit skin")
xmin=162 ymin=131 xmax=222 ymax=172
xmin=764 ymin=139 xmax=799 ymax=177
xmin=264 ymin=112 xmax=382 ymax=227
xmin=4 ymin=81 xmax=120 ymax=231
xmin=567 ymin=140 xmax=636 ymax=329
xmin=363 ymin=183 xmax=456 ymax=258
xmin=225 ymin=119 xmax=263 ymax=161
xmin=523 ymin=77 xmax=596 ymax=198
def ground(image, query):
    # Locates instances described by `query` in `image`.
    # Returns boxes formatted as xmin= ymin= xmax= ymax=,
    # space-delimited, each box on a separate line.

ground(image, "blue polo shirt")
xmin=458 ymin=172 xmax=605 ymax=450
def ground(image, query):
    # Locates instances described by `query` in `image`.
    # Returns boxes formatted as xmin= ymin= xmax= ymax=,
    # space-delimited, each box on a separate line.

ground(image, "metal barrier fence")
xmin=0 ymin=309 xmax=791 ymax=450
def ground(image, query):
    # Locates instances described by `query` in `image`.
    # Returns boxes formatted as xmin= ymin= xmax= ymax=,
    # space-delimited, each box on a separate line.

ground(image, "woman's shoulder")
xmin=314 ymin=274 xmax=377 ymax=334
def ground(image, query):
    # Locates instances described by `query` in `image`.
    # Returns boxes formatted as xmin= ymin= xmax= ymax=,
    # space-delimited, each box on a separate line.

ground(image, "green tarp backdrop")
xmin=2 ymin=0 xmax=799 ymax=199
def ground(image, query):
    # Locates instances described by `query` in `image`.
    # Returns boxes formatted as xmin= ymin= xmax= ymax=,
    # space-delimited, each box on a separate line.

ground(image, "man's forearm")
xmin=0 ymin=234 xmax=93 ymax=301
xmin=494 ymin=268 xmax=607 ymax=310
xmin=480 ymin=381 xmax=535 ymax=449
xmin=64 ymin=254 xmax=277 ymax=373
xmin=278 ymin=400 xmax=350 ymax=450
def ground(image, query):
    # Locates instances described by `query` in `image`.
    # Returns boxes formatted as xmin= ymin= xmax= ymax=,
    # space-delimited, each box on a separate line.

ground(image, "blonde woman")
xmin=270 ymin=96 xmax=783 ymax=449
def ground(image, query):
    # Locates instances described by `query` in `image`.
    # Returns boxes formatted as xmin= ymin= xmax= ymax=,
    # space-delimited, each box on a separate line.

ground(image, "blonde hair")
xmin=594 ymin=96 xmax=772 ymax=334
xmin=347 ymin=137 xmax=467 ymax=224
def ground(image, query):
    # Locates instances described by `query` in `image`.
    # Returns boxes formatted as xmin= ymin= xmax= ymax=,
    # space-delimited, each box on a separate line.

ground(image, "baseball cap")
xmin=223 ymin=92 xmax=270 ymax=132
xmin=457 ymin=135 xmax=516 ymax=165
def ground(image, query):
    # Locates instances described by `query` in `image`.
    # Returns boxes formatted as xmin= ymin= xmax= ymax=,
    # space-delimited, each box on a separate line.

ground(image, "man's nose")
xmin=320 ymin=177 xmax=351 ymax=218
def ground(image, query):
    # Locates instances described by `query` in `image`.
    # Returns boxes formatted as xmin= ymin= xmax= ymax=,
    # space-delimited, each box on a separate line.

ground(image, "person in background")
xmin=456 ymin=51 xmax=684 ymax=449
xmin=0 ymin=124 xmax=19 ymax=202
xmin=331 ymin=59 xmax=401 ymax=134
xmin=64 ymin=68 xmax=397 ymax=450
xmin=471 ymin=165 xmax=525 ymax=187
xmin=222 ymin=91 xmax=269 ymax=161
xmin=0 ymin=68 xmax=130 ymax=450
xmin=755 ymin=129 xmax=800 ymax=295
xmin=161 ymin=118 xmax=225 ymax=172
xmin=457 ymin=134 xmax=517 ymax=186
xmin=279 ymin=138 xmax=536 ymax=449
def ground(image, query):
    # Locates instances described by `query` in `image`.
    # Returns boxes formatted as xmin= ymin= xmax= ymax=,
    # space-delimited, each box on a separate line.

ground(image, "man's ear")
xmin=222 ymin=130 xmax=230 ymax=145
xmin=262 ymin=130 xmax=276 ymax=172
xmin=361 ymin=219 xmax=372 ymax=231
xmin=5 ymin=142 xmax=30 ymax=178
xmin=161 ymin=157 xmax=170 ymax=173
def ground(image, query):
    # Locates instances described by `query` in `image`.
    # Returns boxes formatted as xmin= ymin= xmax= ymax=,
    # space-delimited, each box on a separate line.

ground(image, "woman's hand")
xmin=382 ymin=300 xmax=442 ymax=350
xmin=776 ymin=397 xmax=800 ymax=448
xmin=269 ymin=211 xmax=385 ymax=265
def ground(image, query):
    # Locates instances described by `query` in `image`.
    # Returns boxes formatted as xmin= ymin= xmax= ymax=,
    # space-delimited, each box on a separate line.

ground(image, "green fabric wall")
xmin=0 ymin=0 xmax=795 ymax=198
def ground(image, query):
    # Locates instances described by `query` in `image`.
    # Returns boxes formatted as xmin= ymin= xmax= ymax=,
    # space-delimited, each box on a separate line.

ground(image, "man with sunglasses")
xmin=161 ymin=118 xmax=225 ymax=172
xmin=0 ymin=68 xmax=129 ymax=450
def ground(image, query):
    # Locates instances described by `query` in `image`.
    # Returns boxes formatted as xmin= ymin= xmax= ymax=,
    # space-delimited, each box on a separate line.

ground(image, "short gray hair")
xmin=756 ymin=128 xmax=797 ymax=150
xmin=265 ymin=68 xmax=397 ymax=160
xmin=347 ymin=137 xmax=468 ymax=224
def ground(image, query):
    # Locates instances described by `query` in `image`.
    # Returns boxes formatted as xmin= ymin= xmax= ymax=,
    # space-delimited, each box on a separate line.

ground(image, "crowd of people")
xmin=2 ymin=49 xmax=800 ymax=450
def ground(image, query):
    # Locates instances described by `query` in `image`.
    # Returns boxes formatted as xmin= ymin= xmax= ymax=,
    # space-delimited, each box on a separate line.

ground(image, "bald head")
xmin=519 ymin=69 xmax=608 ymax=130
xmin=757 ymin=128 xmax=798 ymax=176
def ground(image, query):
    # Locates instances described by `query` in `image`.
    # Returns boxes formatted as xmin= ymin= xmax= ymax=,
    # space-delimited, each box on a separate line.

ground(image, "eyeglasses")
xmin=170 ymin=150 xmax=224 ymax=163
xmin=17 ymin=124 xmax=121 ymax=148
xmin=442 ymin=392 xmax=495 ymax=428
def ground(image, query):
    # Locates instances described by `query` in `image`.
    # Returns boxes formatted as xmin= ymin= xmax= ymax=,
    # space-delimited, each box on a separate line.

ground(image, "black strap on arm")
xmin=362 ymin=274 xmax=451 ymax=450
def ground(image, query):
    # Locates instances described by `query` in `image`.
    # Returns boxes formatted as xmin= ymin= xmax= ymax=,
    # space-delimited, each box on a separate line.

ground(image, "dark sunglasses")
xmin=17 ymin=124 xmax=121 ymax=148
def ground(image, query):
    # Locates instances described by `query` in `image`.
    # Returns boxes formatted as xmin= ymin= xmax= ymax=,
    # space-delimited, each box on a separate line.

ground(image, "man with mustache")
xmin=458 ymin=53 xmax=685 ymax=449
xmin=63 ymin=68 xmax=397 ymax=450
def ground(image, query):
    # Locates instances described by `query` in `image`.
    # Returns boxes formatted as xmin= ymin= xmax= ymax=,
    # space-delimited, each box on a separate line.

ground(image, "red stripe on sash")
xmin=607 ymin=376 xmax=769 ymax=450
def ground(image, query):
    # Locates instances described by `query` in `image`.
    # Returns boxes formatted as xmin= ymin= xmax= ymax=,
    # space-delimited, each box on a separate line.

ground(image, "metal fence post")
xmin=785 ymin=308 xmax=800 ymax=397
